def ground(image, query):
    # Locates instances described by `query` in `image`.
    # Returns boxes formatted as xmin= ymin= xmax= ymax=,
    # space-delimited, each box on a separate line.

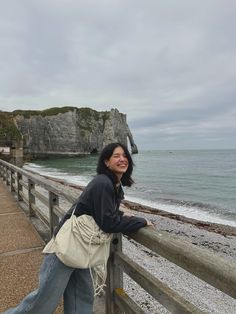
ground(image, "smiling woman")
xmin=96 ymin=143 xmax=135 ymax=187
xmin=3 ymin=142 xmax=153 ymax=314
xmin=105 ymin=147 xmax=129 ymax=180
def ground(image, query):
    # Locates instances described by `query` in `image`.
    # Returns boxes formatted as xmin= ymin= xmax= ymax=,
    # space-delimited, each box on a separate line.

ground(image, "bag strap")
xmin=71 ymin=204 xmax=77 ymax=216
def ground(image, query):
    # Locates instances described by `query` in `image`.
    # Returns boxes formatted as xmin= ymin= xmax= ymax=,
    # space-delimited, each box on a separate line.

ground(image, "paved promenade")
xmin=0 ymin=180 xmax=105 ymax=313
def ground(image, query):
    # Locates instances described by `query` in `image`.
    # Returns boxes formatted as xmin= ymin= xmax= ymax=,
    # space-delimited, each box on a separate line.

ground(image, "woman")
xmin=3 ymin=143 xmax=153 ymax=314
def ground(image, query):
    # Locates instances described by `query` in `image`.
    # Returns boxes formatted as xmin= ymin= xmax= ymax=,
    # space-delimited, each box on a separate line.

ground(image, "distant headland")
xmin=0 ymin=106 xmax=138 ymax=165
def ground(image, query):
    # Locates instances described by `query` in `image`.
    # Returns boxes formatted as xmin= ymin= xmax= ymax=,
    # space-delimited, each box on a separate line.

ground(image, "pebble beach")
xmin=121 ymin=207 xmax=236 ymax=313
xmin=39 ymin=177 xmax=236 ymax=314
xmin=26 ymin=174 xmax=236 ymax=314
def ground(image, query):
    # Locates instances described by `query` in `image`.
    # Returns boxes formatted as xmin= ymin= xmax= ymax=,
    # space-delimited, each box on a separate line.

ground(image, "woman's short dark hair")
xmin=96 ymin=142 xmax=134 ymax=187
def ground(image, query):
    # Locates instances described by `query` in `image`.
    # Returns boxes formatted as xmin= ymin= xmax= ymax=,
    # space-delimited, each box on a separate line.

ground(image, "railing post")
xmin=0 ymin=163 xmax=3 ymax=179
xmin=3 ymin=166 xmax=8 ymax=185
xmin=10 ymin=169 xmax=15 ymax=192
xmin=106 ymin=233 xmax=123 ymax=314
xmin=1 ymin=164 xmax=5 ymax=181
xmin=49 ymin=191 xmax=60 ymax=238
xmin=28 ymin=179 xmax=35 ymax=217
xmin=6 ymin=166 xmax=9 ymax=184
xmin=8 ymin=167 xmax=12 ymax=186
xmin=17 ymin=172 xmax=23 ymax=201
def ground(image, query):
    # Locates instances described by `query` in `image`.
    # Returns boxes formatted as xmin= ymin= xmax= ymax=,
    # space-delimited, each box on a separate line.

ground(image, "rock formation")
xmin=12 ymin=107 xmax=138 ymax=157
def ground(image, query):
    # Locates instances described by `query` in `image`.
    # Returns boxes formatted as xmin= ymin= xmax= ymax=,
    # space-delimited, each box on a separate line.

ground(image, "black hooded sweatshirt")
xmin=54 ymin=174 xmax=147 ymax=236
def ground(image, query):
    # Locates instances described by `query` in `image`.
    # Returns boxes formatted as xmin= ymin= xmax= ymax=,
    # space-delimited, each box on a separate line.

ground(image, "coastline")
xmin=42 ymin=174 xmax=236 ymax=237
xmin=31 ymin=173 xmax=236 ymax=312
xmin=122 ymin=199 xmax=236 ymax=237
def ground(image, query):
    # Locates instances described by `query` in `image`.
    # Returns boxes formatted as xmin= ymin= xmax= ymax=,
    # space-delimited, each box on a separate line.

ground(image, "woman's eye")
xmin=113 ymin=154 xmax=127 ymax=158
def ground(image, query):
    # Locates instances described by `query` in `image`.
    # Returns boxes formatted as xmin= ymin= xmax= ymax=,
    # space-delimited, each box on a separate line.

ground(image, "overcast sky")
xmin=0 ymin=0 xmax=235 ymax=150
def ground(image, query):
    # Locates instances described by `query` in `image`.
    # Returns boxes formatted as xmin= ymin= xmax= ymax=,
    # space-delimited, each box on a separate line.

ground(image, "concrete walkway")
xmin=0 ymin=180 xmax=105 ymax=313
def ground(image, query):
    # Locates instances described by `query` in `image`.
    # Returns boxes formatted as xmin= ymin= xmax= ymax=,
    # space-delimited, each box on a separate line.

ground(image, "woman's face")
xmin=105 ymin=146 xmax=129 ymax=179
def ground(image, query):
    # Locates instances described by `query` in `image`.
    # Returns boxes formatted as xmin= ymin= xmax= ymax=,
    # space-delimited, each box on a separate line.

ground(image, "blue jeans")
xmin=2 ymin=254 xmax=94 ymax=314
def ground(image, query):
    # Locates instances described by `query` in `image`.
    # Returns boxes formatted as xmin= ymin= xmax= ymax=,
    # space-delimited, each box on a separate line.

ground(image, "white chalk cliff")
xmin=13 ymin=107 xmax=138 ymax=157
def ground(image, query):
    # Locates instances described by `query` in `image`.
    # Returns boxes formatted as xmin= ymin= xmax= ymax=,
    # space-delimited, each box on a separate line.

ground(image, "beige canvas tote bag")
xmin=43 ymin=210 xmax=113 ymax=295
xmin=43 ymin=211 xmax=113 ymax=269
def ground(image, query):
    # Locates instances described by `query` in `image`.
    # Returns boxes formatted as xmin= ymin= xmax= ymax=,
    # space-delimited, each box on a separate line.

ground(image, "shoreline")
xmin=41 ymin=174 xmax=236 ymax=237
xmin=122 ymin=199 xmax=236 ymax=237
xmin=32 ymin=173 xmax=236 ymax=312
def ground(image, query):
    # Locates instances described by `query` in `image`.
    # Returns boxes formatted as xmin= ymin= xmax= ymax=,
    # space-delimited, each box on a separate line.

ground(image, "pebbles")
xmin=32 ymin=176 xmax=236 ymax=313
xmin=121 ymin=210 xmax=236 ymax=313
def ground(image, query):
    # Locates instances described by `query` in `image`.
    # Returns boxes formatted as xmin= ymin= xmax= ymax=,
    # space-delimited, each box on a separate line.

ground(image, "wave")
xmin=150 ymin=197 xmax=232 ymax=213
xmin=124 ymin=194 xmax=236 ymax=228
xmin=23 ymin=162 xmax=92 ymax=187
xmin=23 ymin=162 xmax=236 ymax=228
xmin=24 ymin=163 xmax=43 ymax=169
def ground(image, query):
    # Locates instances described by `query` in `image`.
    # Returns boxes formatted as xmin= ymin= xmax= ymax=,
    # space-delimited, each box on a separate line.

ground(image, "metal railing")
xmin=1 ymin=158 xmax=236 ymax=313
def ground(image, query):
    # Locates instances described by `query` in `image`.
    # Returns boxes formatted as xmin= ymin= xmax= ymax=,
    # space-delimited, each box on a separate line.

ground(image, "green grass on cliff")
xmin=12 ymin=106 xmax=78 ymax=118
xmin=0 ymin=112 xmax=22 ymax=140
xmin=0 ymin=106 xmax=115 ymax=148
xmin=1 ymin=106 xmax=111 ymax=140
xmin=12 ymin=106 xmax=110 ymax=120
xmin=12 ymin=106 xmax=111 ymax=125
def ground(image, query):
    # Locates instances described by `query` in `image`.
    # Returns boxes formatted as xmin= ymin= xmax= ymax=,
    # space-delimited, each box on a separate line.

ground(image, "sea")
xmin=23 ymin=149 xmax=236 ymax=228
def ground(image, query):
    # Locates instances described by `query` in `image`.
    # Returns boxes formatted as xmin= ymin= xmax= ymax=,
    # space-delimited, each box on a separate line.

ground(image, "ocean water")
xmin=23 ymin=150 xmax=236 ymax=227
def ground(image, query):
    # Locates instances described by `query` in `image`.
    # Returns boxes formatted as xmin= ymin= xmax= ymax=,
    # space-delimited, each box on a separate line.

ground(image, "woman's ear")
xmin=105 ymin=160 xmax=109 ymax=168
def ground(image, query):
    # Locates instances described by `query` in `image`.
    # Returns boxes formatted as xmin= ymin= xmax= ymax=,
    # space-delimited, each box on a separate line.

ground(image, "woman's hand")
xmin=145 ymin=219 xmax=155 ymax=227
xmin=122 ymin=211 xmax=154 ymax=228
xmin=123 ymin=212 xmax=134 ymax=217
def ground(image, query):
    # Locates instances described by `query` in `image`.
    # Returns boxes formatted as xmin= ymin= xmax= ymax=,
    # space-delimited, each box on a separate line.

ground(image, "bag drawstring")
xmin=88 ymin=232 xmax=110 ymax=296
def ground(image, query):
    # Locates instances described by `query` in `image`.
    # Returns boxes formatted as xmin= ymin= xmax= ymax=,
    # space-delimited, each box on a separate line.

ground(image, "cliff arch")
xmin=10 ymin=107 xmax=138 ymax=158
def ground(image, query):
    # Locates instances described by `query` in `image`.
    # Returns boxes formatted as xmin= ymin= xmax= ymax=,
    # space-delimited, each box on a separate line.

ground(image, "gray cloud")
xmin=0 ymin=0 xmax=235 ymax=149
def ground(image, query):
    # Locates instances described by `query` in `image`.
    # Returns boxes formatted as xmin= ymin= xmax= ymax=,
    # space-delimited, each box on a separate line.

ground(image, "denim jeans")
xmin=2 ymin=254 xmax=94 ymax=314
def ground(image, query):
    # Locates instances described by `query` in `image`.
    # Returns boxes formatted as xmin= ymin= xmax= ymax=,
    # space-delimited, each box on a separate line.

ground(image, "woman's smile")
xmin=105 ymin=146 xmax=129 ymax=177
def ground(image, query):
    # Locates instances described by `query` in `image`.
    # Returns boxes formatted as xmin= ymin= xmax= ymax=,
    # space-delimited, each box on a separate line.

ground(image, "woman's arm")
xmin=91 ymin=179 xmax=147 ymax=233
